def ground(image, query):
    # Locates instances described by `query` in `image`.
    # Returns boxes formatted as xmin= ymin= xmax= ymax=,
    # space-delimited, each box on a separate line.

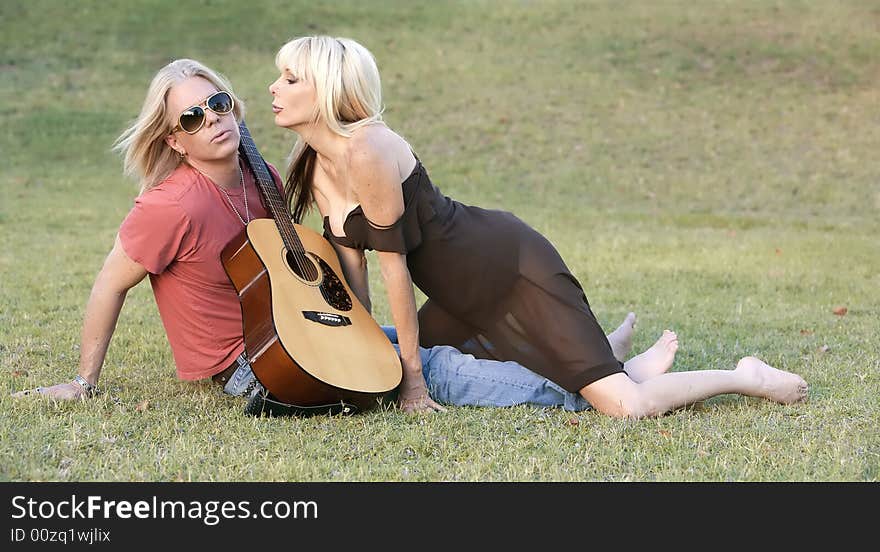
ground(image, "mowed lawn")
xmin=1 ymin=1 xmax=878 ymax=481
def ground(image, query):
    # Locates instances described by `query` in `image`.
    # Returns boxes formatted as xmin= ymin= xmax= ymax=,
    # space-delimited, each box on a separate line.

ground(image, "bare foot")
xmin=606 ymin=312 xmax=637 ymax=362
xmin=623 ymin=330 xmax=678 ymax=383
xmin=735 ymin=356 xmax=808 ymax=404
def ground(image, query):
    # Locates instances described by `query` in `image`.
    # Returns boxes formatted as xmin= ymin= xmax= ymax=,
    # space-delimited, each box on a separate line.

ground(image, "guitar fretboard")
xmin=238 ymin=122 xmax=317 ymax=280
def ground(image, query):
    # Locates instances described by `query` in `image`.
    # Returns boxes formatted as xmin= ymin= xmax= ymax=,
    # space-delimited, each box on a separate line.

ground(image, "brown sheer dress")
xmin=323 ymin=160 xmax=623 ymax=393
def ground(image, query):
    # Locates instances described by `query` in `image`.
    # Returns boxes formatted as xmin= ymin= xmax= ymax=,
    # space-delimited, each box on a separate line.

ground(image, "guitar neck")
xmin=238 ymin=123 xmax=289 ymax=221
xmin=237 ymin=122 xmax=305 ymax=256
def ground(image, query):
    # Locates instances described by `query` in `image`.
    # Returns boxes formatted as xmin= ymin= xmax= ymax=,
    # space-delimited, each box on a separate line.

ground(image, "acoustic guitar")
xmin=221 ymin=122 xmax=402 ymax=415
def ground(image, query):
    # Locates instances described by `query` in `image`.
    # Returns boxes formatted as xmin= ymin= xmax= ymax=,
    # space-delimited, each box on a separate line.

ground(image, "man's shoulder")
xmin=137 ymin=165 xmax=204 ymax=209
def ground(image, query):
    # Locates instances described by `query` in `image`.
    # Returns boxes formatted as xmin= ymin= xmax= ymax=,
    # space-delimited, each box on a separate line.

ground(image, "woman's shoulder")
xmin=346 ymin=124 xmax=415 ymax=182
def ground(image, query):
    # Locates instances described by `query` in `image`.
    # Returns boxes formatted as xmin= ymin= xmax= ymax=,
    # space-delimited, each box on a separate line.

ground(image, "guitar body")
xmin=222 ymin=218 xmax=402 ymax=414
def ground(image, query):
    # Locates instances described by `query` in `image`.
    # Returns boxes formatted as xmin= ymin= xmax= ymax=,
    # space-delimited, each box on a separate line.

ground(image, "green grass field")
xmin=1 ymin=0 xmax=878 ymax=481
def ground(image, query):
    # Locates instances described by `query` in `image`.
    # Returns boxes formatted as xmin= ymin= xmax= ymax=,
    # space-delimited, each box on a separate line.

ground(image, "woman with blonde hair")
xmin=269 ymin=35 xmax=809 ymax=416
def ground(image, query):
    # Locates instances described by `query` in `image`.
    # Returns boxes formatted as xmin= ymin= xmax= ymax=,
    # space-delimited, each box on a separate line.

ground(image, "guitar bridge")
xmin=302 ymin=311 xmax=352 ymax=327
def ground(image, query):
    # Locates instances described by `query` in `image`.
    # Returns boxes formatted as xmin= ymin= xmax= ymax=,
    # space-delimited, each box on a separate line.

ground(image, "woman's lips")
xmin=211 ymin=129 xmax=231 ymax=142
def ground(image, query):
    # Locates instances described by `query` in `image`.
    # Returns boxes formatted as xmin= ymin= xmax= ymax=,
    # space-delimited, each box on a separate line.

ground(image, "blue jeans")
xmin=222 ymin=330 xmax=591 ymax=412
xmin=381 ymin=326 xmax=590 ymax=411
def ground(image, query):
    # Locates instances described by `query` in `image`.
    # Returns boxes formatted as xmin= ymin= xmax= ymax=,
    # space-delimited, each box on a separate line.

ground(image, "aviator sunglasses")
xmin=170 ymin=91 xmax=235 ymax=134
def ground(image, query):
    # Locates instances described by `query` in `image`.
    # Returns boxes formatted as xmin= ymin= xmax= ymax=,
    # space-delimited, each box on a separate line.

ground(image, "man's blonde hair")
xmin=114 ymin=59 xmax=245 ymax=193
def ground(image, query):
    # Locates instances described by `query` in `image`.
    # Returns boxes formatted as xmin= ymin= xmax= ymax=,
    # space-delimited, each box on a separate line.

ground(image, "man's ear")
xmin=164 ymin=133 xmax=185 ymax=156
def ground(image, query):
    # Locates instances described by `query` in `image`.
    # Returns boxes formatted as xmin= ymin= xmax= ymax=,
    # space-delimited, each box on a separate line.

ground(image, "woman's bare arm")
xmin=348 ymin=134 xmax=445 ymax=413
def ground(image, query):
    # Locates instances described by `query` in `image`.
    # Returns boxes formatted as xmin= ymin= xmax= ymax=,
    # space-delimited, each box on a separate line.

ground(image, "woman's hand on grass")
xmin=397 ymin=372 xmax=446 ymax=414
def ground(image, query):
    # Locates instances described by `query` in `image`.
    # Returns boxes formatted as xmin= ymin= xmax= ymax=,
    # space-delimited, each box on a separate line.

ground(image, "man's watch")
xmin=73 ymin=375 xmax=98 ymax=397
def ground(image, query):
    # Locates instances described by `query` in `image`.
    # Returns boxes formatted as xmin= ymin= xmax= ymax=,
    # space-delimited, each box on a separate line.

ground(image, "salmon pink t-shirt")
xmin=119 ymin=160 xmax=284 ymax=380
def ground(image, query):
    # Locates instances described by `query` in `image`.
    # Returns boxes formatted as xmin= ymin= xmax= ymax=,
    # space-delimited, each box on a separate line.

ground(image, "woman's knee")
xmin=579 ymin=375 xmax=658 ymax=419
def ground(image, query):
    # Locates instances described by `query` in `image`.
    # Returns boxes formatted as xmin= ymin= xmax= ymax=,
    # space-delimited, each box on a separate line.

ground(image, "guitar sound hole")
xmin=285 ymin=251 xmax=319 ymax=281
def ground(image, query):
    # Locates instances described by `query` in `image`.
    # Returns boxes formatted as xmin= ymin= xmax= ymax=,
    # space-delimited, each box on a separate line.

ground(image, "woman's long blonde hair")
xmin=275 ymin=36 xmax=384 ymax=222
xmin=114 ymin=59 xmax=245 ymax=193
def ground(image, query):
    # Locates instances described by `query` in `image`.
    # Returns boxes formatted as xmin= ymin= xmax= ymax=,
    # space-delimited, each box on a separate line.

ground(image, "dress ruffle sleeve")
xmin=324 ymin=163 xmax=437 ymax=254
xmin=358 ymin=206 xmax=422 ymax=253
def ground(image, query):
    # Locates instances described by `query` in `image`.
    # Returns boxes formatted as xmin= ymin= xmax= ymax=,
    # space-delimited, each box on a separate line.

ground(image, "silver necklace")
xmin=219 ymin=164 xmax=250 ymax=225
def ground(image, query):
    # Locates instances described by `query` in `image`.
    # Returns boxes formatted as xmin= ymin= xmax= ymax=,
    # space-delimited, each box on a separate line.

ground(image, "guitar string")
xmin=241 ymin=132 xmax=315 ymax=278
xmin=240 ymin=138 xmax=316 ymax=279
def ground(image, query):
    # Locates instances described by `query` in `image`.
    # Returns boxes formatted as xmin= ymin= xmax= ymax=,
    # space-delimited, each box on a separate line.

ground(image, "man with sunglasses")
xmin=171 ymin=90 xmax=235 ymax=134
xmin=14 ymin=71 xmax=283 ymax=403
xmin=12 ymin=59 xmax=638 ymax=415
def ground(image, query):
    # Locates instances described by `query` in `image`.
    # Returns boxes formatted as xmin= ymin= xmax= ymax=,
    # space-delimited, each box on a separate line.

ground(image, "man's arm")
xmin=14 ymin=235 xmax=148 ymax=400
